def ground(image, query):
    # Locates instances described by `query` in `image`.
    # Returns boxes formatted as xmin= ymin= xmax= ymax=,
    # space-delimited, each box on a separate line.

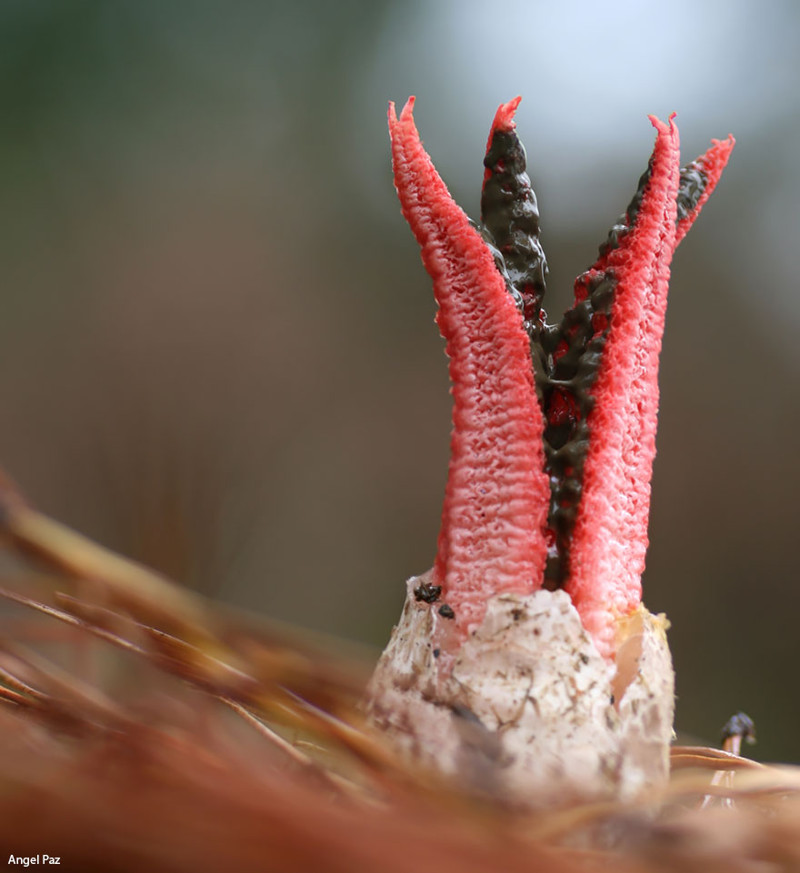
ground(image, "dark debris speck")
xmin=413 ymin=582 xmax=442 ymax=604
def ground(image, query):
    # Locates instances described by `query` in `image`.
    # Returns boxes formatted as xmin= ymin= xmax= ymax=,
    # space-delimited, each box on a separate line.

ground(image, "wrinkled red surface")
xmin=564 ymin=117 xmax=680 ymax=657
xmin=390 ymin=98 xmax=733 ymax=659
xmin=564 ymin=121 xmax=735 ymax=657
xmin=389 ymin=98 xmax=549 ymax=639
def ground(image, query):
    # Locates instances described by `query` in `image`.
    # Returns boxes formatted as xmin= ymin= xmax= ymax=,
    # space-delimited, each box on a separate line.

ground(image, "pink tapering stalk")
xmin=388 ymin=98 xmax=550 ymax=638
xmin=565 ymin=116 xmax=680 ymax=656
xmin=564 ymin=124 xmax=735 ymax=657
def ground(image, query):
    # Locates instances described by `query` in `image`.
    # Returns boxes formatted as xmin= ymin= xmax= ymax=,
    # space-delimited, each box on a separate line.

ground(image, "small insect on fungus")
xmin=366 ymin=97 xmax=734 ymax=807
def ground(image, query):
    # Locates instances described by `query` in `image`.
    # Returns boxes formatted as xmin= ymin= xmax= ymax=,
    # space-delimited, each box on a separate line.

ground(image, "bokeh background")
xmin=0 ymin=0 xmax=797 ymax=760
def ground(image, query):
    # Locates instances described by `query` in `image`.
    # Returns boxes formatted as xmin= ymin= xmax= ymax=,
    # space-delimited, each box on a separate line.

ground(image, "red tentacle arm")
xmin=565 ymin=116 xmax=681 ymax=658
xmin=388 ymin=98 xmax=550 ymax=639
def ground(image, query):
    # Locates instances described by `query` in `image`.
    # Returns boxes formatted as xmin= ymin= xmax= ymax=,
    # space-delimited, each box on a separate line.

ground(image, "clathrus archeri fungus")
xmin=367 ymin=97 xmax=734 ymax=806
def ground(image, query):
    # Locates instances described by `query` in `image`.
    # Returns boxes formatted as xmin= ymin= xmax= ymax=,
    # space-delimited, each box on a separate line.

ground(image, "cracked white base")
xmin=366 ymin=572 xmax=674 ymax=807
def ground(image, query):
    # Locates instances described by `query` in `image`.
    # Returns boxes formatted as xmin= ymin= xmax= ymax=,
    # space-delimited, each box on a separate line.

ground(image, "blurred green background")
xmin=0 ymin=0 xmax=798 ymax=760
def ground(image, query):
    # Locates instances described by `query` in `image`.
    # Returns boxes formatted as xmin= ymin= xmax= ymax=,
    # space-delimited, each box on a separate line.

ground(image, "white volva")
xmin=366 ymin=572 xmax=674 ymax=806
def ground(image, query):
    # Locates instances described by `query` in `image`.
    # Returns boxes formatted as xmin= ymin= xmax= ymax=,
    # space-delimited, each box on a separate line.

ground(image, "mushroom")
xmin=367 ymin=97 xmax=734 ymax=807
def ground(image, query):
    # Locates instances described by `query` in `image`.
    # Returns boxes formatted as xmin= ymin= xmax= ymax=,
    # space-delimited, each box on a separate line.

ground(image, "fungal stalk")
xmin=367 ymin=97 xmax=734 ymax=806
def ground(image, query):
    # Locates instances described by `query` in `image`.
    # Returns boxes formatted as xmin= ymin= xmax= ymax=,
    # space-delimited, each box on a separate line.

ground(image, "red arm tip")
xmin=388 ymin=97 xmax=416 ymax=128
xmin=484 ymin=97 xmax=522 ymax=153
xmin=400 ymin=95 xmax=416 ymax=119
xmin=493 ymin=96 xmax=522 ymax=131
xmin=675 ymin=133 xmax=736 ymax=245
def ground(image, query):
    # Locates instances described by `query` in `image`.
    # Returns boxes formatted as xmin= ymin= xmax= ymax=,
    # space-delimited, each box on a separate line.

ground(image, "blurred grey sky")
xmin=0 ymin=0 xmax=798 ymax=760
